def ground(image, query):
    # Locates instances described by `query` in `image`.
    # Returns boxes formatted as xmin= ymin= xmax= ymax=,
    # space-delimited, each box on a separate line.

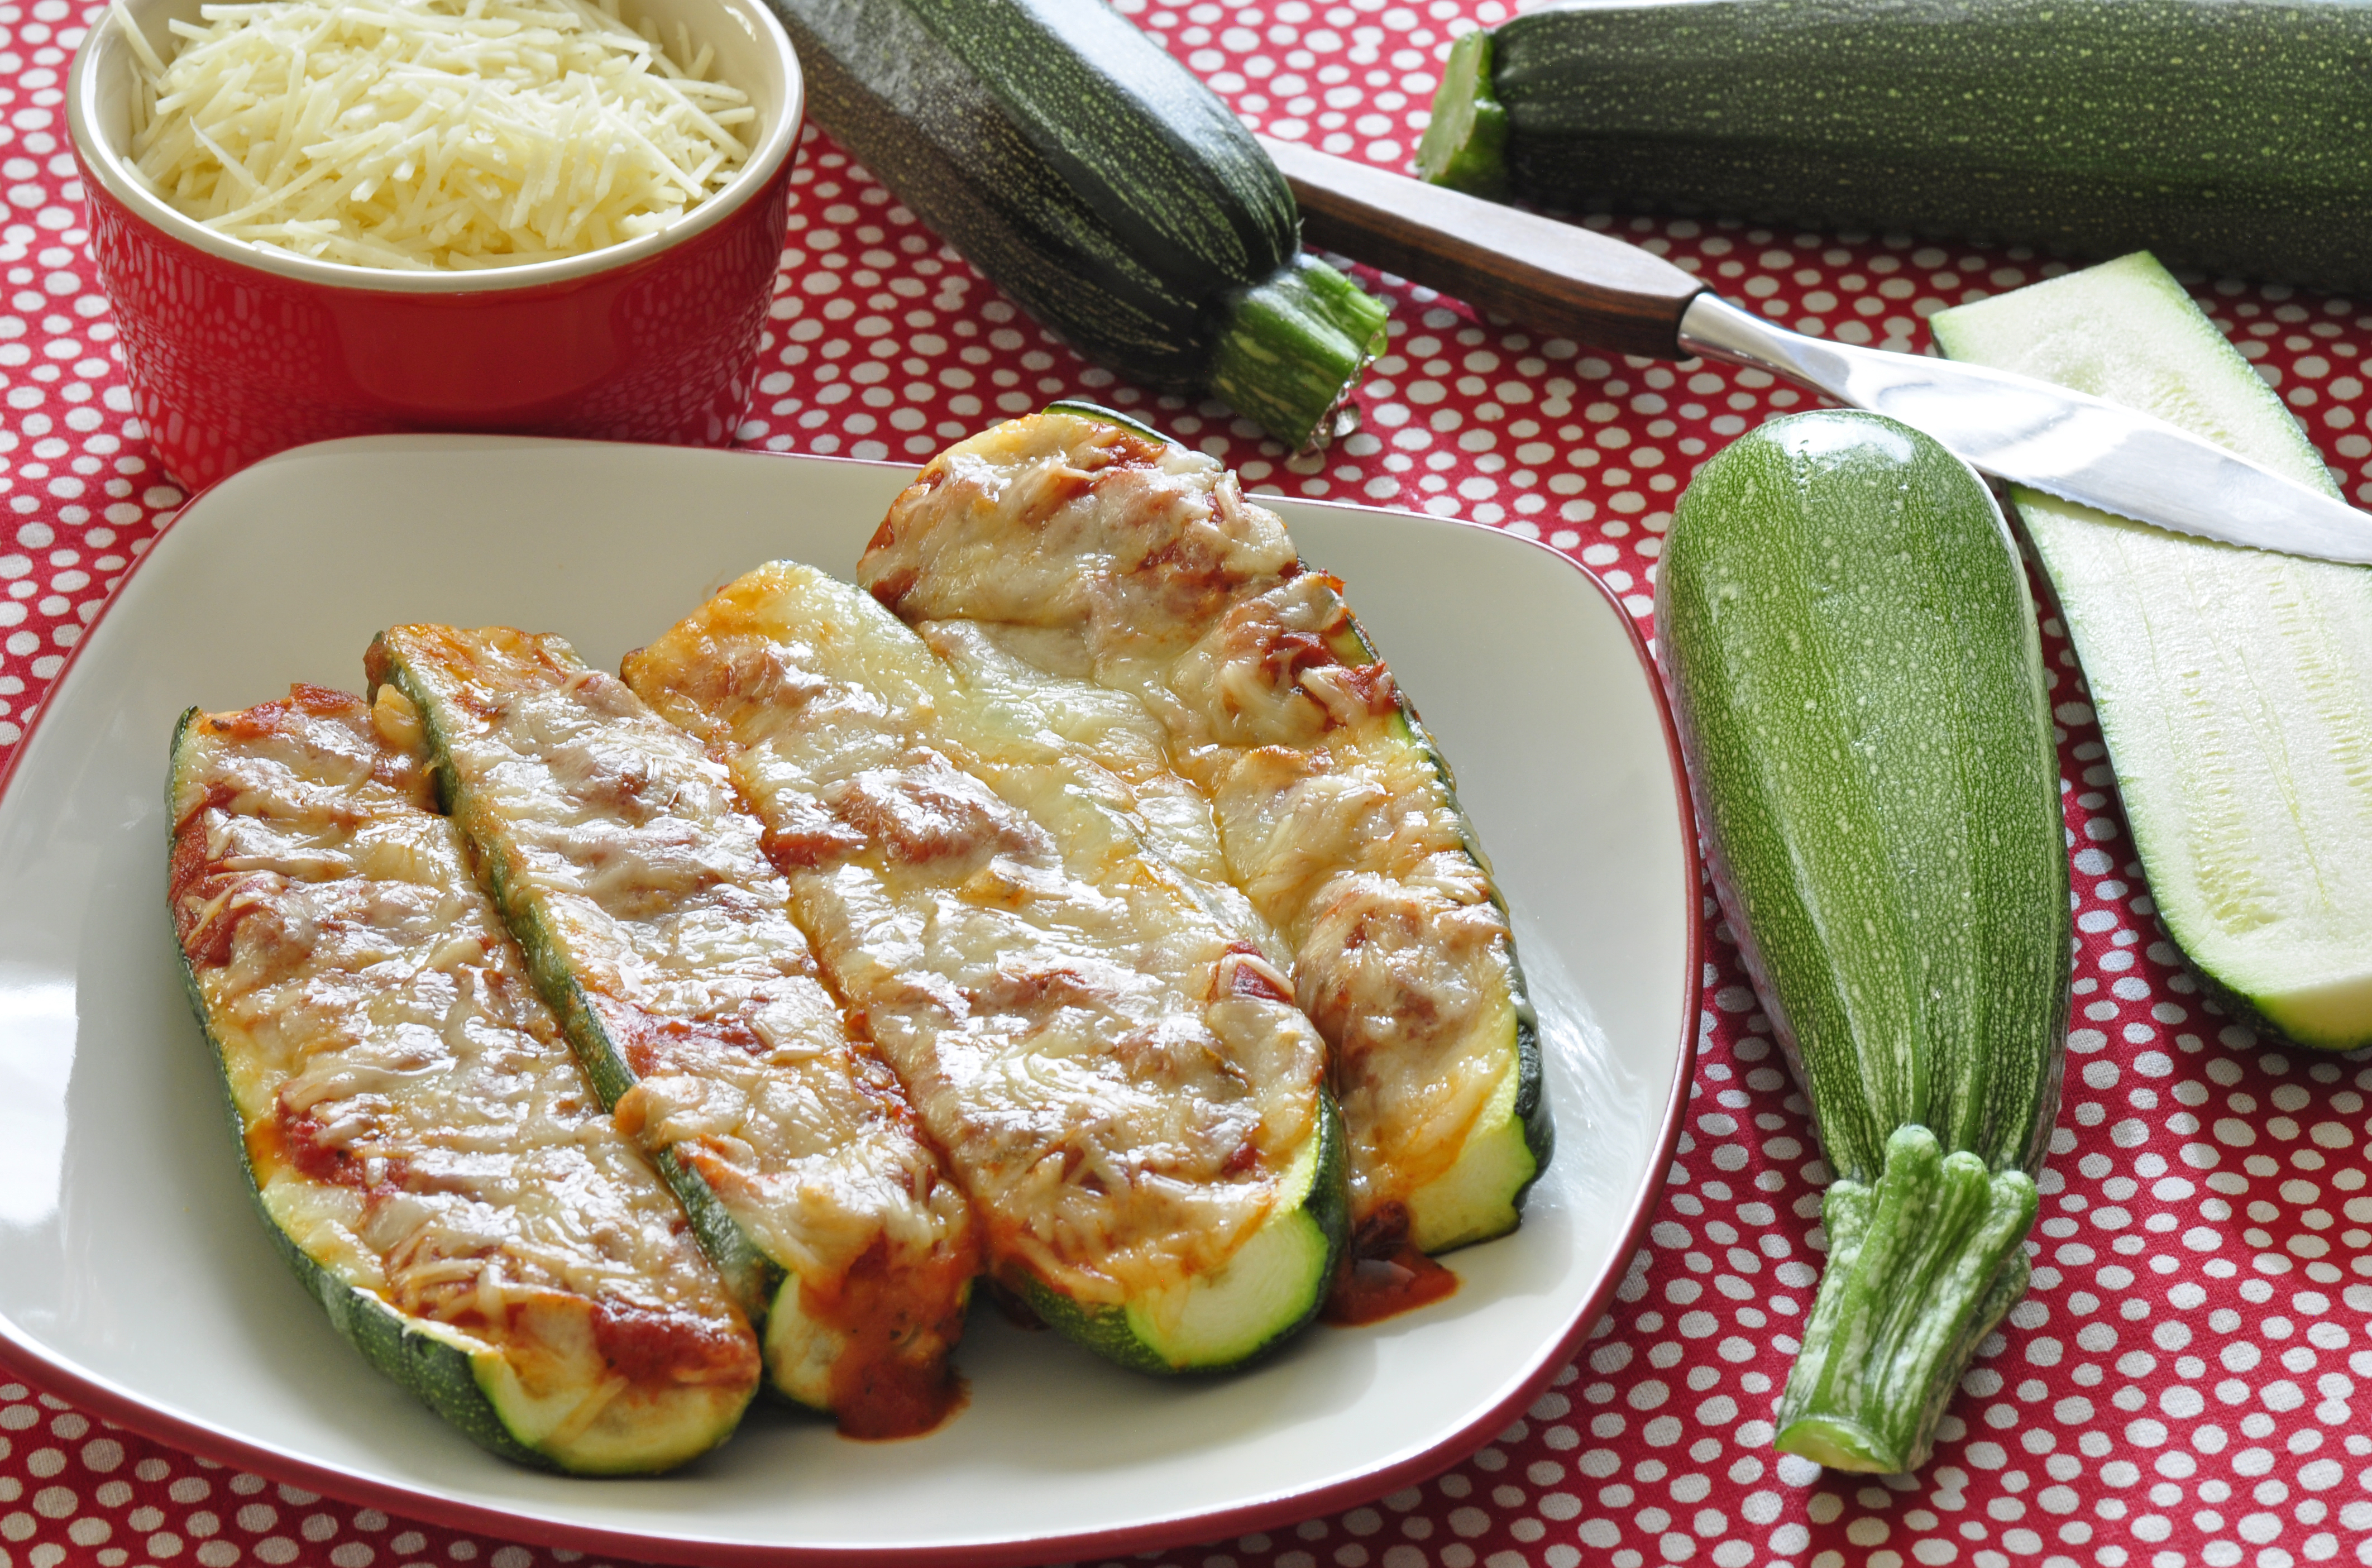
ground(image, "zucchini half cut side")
xmin=168 ymin=687 xmax=762 ymax=1474
xmin=855 ymin=410 xmax=1550 ymax=1308
xmin=366 ymin=627 xmax=980 ymax=1439
xmin=623 ymin=562 xmax=1347 ymax=1373
xmin=1319 ymin=600 xmax=1552 ymax=1263
xmin=1935 ymin=252 xmax=2372 ymax=1050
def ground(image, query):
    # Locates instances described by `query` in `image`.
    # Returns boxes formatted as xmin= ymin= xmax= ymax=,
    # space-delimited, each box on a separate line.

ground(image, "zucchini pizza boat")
xmin=623 ymin=562 xmax=1345 ymax=1371
xmin=858 ymin=410 xmax=1551 ymax=1305
xmin=168 ymin=685 xmax=761 ymax=1473
xmin=365 ymin=627 xmax=978 ymax=1437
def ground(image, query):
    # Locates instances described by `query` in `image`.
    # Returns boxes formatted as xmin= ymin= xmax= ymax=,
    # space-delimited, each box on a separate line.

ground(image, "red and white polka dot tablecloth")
xmin=6 ymin=1 xmax=2372 ymax=1566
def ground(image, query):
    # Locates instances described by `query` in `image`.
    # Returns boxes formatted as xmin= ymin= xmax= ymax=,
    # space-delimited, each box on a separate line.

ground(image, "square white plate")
xmin=0 ymin=436 xmax=1697 ymax=1566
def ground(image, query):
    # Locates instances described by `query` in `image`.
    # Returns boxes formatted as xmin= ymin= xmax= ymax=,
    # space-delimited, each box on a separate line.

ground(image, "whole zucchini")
xmin=1935 ymin=253 xmax=2372 ymax=1049
xmin=767 ymin=0 xmax=1386 ymax=447
xmin=1417 ymin=0 xmax=2372 ymax=294
xmin=1657 ymin=410 xmax=2069 ymax=1473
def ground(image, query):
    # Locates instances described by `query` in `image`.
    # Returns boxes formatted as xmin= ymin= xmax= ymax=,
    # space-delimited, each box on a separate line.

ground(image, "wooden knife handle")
xmin=1263 ymin=136 xmax=1705 ymax=361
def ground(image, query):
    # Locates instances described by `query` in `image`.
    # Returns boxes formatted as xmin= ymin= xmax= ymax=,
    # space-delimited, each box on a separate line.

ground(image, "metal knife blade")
xmin=1267 ymin=135 xmax=2372 ymax=565
xmin=1675 ymin=294 xmax=2372 ymax=565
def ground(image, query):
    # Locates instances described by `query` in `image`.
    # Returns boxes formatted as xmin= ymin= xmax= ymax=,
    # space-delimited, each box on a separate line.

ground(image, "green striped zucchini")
xmin=169 ymin=689 xmax=761 ymax=1474
xmin=1934 ymin=252 xmax=2372 ymax=1049
xmin=1417 ymin=0 xmax=2372 ymax=294
xmin=763 ymin=0 xmax=1386 ymax=447
xmin=1657 ymin=411 xmax=2069 ymax=1473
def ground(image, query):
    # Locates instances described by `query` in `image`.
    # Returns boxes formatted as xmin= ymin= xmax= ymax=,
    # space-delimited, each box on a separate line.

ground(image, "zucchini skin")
xmin=1657 ymin=412 xmax=2068 ymax=1472
xmin=766 ymin=0 xmax=1385 ymax=445
xmin=1421 ymin=0 xmax=2372 ymax=294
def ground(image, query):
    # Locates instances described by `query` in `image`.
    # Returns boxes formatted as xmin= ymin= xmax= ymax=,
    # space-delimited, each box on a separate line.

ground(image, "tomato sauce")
xmin=864 ymin=564 xmax=919 ymax=613
xmin=168 ymin=783 xmax=243 ymax=963
xmin=256 ymin=1104 xmax=410 ymax=1197
xmin=1322 ymin=1203 xmax=1458 ymax=1326
xmin=610 ymin=1008 xmax=768 ymax=1077
xmin=591 ymin=1301 xmax=761 ymax=1390
xmin=1221 ymin=944 xmax=1297 ymax=1004
xmin=811 ymin=1237 xmax=975 ymax=1440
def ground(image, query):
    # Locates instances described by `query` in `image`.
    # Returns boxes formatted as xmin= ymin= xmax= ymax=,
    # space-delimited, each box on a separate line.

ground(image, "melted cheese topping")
xmin=169 ymin=685 xmax=758 ymax=1453
xmin=368 ymin=627 xmax=974 ymax=1418
xmin=623 ymin=563 xmax=1326 ymax=1307
xmin=860 ymin=412 xmax=1528 ymax=1230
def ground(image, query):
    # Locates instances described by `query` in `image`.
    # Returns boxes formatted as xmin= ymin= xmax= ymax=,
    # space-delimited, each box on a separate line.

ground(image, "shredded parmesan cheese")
xmin=115 ymin=0 xmax=755 ymax=269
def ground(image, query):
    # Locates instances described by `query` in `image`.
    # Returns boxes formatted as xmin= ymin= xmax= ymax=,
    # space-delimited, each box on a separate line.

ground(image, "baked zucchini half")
xmin=623 ymin=562 xmax=1345 ymax=1372
xmin=168 ymin=686 xmax=761 ymax=1474
xmin=365 ymin=628 xmax=978 ymax=1438
xmin=857 ymin=412 xmax=1549 ymax=1296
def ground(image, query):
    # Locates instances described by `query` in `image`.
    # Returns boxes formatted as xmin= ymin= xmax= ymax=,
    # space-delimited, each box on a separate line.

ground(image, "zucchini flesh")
xmin=857 ymin=411 xmax=1548 ymax=1285
xmin=1657 ymin=412 xmax=2068 ymax=1473
xmin=168 ymin=687 xmax=761 ymax=1474
xmin=622 ymin=561 xmax=1345 ymax=1372
xmin=1934 ymin=252 xmax=2372 ymax=1048
xmin=763 ymin=0 xmax=1386 ymax=447
xmin=365 ymin=627 xmax=979 ymax=1438
xmin=1417 ymin=0 xmax=2372 ymax=294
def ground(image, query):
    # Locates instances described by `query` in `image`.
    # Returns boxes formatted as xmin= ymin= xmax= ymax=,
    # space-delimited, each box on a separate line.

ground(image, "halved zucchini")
xmin=1933 ymin=253 xmax=2372 ymax=1049
xmin=857 ymin=412 xmax=1550 ymax=1293
xmin=365 ymin=628 xmax=978 ymax=1437
xmin=623 ymin=562 xmax=1345 ymax=1371
xmin=168 ymin=686 xmax=760 ymax=1474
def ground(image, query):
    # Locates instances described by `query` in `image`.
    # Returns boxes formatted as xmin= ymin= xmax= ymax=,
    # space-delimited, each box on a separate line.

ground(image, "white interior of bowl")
xmin=67 ymin=0 xmax=802 ymax=293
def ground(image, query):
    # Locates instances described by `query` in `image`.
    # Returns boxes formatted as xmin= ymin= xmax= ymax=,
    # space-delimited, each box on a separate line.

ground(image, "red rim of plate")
xmin=0 ymin=443 xmax=1707 ymax=1568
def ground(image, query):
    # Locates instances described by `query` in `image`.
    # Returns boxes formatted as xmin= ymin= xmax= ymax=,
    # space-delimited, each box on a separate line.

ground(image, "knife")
xmin=1262 ymin=137 xmax=2372 ymax=566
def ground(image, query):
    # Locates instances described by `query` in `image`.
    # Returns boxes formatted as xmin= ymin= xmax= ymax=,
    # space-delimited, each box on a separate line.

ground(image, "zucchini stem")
xmin=1414 ymin=30 xmax=1508 ymax=195
xmin=1205 ymin=252 xmax=1389 ymax=451
xmin=1775 ymin=1125 xmax=2039 ymax=1474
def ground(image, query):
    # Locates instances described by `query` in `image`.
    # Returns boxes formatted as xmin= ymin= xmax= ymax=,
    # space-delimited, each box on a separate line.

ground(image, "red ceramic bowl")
xmin=67 ymin=0 xmax=803 ymax=490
